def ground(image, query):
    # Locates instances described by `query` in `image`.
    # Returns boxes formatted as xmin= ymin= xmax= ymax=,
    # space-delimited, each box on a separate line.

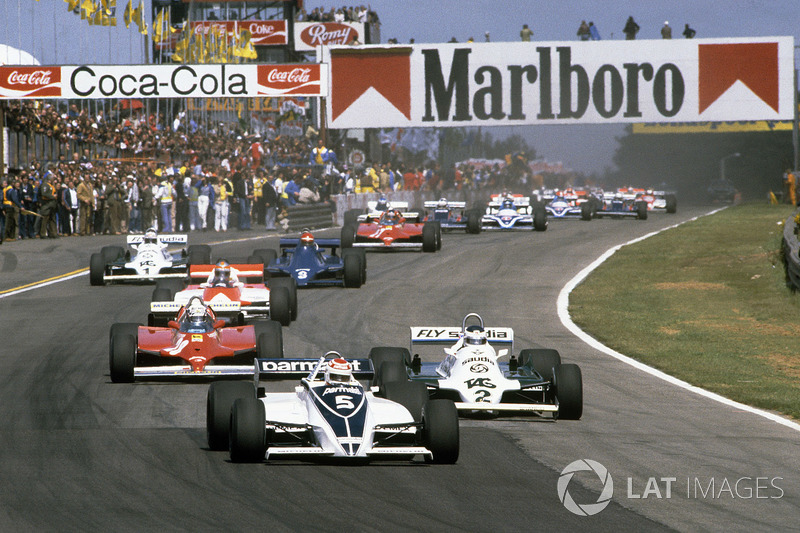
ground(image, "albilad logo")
xmin=558 ymin=459 xmax=614 ymax=516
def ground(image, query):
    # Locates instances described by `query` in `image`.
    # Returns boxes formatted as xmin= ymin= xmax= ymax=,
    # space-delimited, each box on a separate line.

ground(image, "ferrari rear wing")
xmin=133 ymin=364 xmax=256 ymax=379
xmin=189 ymin=264 xmax=264 ymax=280
xmin=127 ymin=234 xmax=188 ymax=246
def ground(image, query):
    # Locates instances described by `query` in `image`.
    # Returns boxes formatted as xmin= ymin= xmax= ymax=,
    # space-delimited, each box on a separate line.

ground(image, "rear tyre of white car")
xmin=268 ymin=277 xmax=297 ymax=320
xmin=369 ymin=347 xmax=411 ymax=387
xmin=666 ymin=194 xmax=677 ymax=214
xmin=110 ymin=334 xmax=136 ymax=383
xmin=382 ymin=380 xmax=428 ymax=422
xmin=151 ymin=288 xmax=173 ymax=302
xmin=422 ymin=223 xmax=438 ymax=253
xmin=268 ymin=287 xmax=291 ymax=326
xmin=555 ymin=364 xmax=583 ymax=420
xmin=207 ymin=381 xmax=254 ymax=451
xmin=90 ymin=253 xmax=106 ymax=286
xmin=229 ymin=398 xmax=266 ymax=463
xmin=423 ymin=399 xmax=460 ymax=464
xmin=520 ymin=348 xmax=562 ymax=384
xmin=580 ymin=202 xmax=593 ymax=221
xmin=343 ymin=254 xmax=362 ymax=288
xmin=466 ymin=210 xmax=482 ymax=234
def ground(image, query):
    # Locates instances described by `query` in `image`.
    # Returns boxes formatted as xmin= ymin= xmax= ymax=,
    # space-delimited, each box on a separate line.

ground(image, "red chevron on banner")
xmin=698 ymin=42 xmax=779 ymax=114
xmin=331 ymin=48 xmax=411 ymax=122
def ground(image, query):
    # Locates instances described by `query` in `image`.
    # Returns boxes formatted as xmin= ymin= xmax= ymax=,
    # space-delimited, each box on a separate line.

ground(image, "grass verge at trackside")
xmin=569 ymin=202 xmax=800 ymax=420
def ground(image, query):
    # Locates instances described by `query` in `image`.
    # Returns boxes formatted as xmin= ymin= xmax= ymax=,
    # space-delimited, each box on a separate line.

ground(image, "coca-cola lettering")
xmin=8 ymin=70 xmax=52 ymax=86
xmin=267 ymin=68 xmax=312 ymax=84
xmin=422 ymin=46 xmax=686 ymax=123
xmin=249 ymin=22 xmax=278 ymax=35
xmin=70 ymin=65 xmax=248 ymax=97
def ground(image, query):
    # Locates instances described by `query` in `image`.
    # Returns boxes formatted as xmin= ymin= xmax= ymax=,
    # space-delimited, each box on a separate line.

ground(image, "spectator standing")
xmin=623 ymin=16 xmax=640 ymax=40
xmin=93 ymin=178 xmax=106 ymax=234
xmin=67 ymin=180 xmax=80 ymax=235
xmin=253 ymin=171 xmax=267 ymax=226
xmin=105 ymin=176 xmax=125 ymax=235
xmin=235 ymin=172 xmax=253 ymax=230
xmin=577 ymin=20 xmax=590 ymax=41
xmin=520 ymin=24 xmax=533 ymax=42
xmin=38 ymin=173 xmax=59 ymax=239
xmin=154 ymin=176 xmax=174 ymax=233
xmin=188 ymin=175 xmax=200 ymax=231
xmin=214 ymin=175 xmax=229 ymax=232
xmin=262 ymin=173 xmax=278 ymax=231
xmin=77 ymin=176 xmax=94 ymax=236
xmin=126 ymin=176 xmax=141 ymax=233
xmin=197 ymin=175 xmax=214 ymax=231
xmin=589 ymin=22 xmax=601 ymax=40
xmin=3 ymin=180 xmax=21 ymax=240
xmin=682 ymin=24 xmax=696 ymax=38
xmin=20 ymin=174 xmax=35 ymax=238
xmin=140 ymin=176 xmax=155 ymax=231
xmin=661 ymin=21 xmax=672 ymax=39
xmin=283 ymin=174 xmax=302 ymax=206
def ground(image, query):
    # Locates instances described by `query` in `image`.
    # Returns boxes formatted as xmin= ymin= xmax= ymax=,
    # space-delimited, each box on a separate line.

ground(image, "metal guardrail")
xmin=285 ymin=203 xmax=335 ymax=232
xmin=781 ymin=210 xmax=800 ymax=290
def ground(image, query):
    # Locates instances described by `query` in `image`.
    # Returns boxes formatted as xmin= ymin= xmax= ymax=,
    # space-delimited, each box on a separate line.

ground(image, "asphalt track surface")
xmin=1 ymin=208 xmax=798 ymax=532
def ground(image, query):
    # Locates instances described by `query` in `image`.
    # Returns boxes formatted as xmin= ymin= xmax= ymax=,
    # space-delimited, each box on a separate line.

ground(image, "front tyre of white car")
xmin=229 ymin=397 xmax=266 ymax=463
xmin=207 ymin=382 xmax=254 ymax=451
xmin=90 ymin=253 xmax=106 ymax=286
xmin=423 ymin=400 xmax=459 ymax=464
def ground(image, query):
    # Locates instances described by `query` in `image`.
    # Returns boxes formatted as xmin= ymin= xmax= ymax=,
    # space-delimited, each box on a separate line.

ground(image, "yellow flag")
xmin=122 ymin=0 xmax=132 ymax=28
xmin=66 ymin=0 xmax=80 ymax=12
xmin=81 ymin=0 xmax=96 ymax=19
xmin=133 ymin=0 xmax=147 ymax=35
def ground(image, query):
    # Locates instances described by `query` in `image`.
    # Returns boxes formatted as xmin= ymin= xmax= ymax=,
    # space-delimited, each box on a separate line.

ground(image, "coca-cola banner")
xmin=191 ymin=20 xmax=288 ymax=47
xmin=0 ymin=64 xmax=326 ymax=99
xmin=294 ymin=22 xmax=364 ymax=52
xmin=323 ymin=38 xmax=795 ymax=128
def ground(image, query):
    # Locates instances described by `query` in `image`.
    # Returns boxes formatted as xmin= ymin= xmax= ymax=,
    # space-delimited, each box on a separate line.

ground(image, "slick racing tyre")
xmin=533 ymin=207 xmax=548 ymax=231
xmin=109 ymin=323 xmax=140 ymax=358
xmin=580 ymin=202 xmax=594 ymax=221
xmin=382 ymin=380 xmax=429 ymax=423
xmin=342 ymin=248 xmax=367 ymax=283
xmin=422 ymin=223 xmax=438 ymax=253
xmin=90 ymin=253 xmax=106 ymax=286
xmin=636 ymin=201 xmax=648 ymax=220
xmin=555 ymin=364 xmax=583 ymax=420
xmin=151 ymin=288 xmax=173 ymax=302
xmin=665 ymin=194 xmax=677 ymax=214
xmin=155 ymin=279 xmax=184 ymax=294
xmin=187 ymin=245 xmax=212 ymax=265
xmin=254 ymin=248 xmax=278 ymax=274
xmin=207 ymin=381 xmax=255 ymax=451
xmin=520 ymin=348 xmax=562 ymax=384
xmin=254 ymin=320 xmax=284 ymax=358
xmin=343 ymin=209 xmax=362 ymax=227
xmin=343 ymin=254 xmax=363 ymax=288
xmin=369 ymin=347 xmax=411 ymax=387
xmin=269 ymin=277 xmax=297 ymax=320
xmin=229 ymin=398 xmax=267 ymax=463
xmin=110 ymin=333 xmax=137 ymax=383
xmin=423 ymin=400 xmax=460 ymax=464
xmin=376 ymin=360 xmax=408 ymax=392
xmin=101 ymin=245 xmax=124 ymax=264
xmin=267 ymin=287 xmax=291 ymax=326
xmin=341 ymin=224 xmax=357 ymax=248
xmin=466 ymin=210 xmax=482 ymax=234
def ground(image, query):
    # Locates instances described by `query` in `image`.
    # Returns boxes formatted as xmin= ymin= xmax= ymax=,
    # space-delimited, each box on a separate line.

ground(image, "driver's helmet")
xmin=501 ymin=199 xmax=515 ymax=210
xmin=383 ymin=210 xmax=398 ymax=224
xmin=437 ymin=197 xmax=448 ymax=208
xmin=300 ymin=231 xmax=315 ymax=245
xmin=211 ymin=260 xmax=232 ymax=287
xmin=186 ymin=299 xmax=209 ymax=327
xmin=464 ymin=325 xmax=488 ymax=345
xmin=614 ymin=192 xmax=623 ymax=200
xmin=376 ymin=196 xmax=389 ymax=211
xmin=325 ymin=358 xmax=354 ymax=385
xmin=144 ymin=228 xmax=157 ymax=244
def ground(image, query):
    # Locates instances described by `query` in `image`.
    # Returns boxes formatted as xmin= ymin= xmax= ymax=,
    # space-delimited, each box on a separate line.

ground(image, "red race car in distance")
xmin=109 ymin=296 xmax=283 ymax=382
xmin=341 ymin=209 xmax=441 ymax=252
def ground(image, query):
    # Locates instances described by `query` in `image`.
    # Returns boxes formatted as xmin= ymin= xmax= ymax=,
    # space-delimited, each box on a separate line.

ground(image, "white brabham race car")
xmin=89 ymin=229 xmax=201 ymax=285
xmin=369 ymin=313 xmax=582 ymax=419
xmin=206 ymin=353 xmax=460 ymax=464
xmin=481 ymin=194 xmax=547 ymax=231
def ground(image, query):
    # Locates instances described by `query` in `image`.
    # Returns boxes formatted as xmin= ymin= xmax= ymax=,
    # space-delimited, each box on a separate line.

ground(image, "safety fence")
xmin=285 ymin=202 xmax=335 ymax=232
xmin=781 ymin=210 xmax=800 ymax=290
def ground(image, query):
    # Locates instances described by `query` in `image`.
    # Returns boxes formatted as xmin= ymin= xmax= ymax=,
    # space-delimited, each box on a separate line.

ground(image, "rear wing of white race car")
xmin=127 ymin=234 xmax=188 ymax=246
xmin=423 ymin=200 xmax=466 ymax=209
xmin=410 ymin=326 xmax=514 ymax=353
xmin=487 ymin=195 xmax=530 ymax=208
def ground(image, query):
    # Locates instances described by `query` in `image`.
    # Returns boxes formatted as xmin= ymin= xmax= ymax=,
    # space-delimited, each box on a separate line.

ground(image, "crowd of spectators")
xmin=295 ymin=5 xmax=380 ymax=25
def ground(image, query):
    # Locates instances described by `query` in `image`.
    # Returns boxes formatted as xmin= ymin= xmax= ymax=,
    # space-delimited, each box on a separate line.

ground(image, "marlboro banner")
xmin=323 ymin=37 xmax=795 ymax=128
xmin=0 ymin=63 xmax=326 ymax=99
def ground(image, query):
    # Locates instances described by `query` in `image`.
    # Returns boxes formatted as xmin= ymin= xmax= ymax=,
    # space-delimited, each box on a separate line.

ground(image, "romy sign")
xmin=324 ymin=38 xmax=794 ymax=129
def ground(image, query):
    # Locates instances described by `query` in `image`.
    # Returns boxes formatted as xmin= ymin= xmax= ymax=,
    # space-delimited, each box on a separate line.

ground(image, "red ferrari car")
xmin=341 ymin=209 xmax=441 ymax=252
xmin=109 ymin=297 xmax=283 ymax=382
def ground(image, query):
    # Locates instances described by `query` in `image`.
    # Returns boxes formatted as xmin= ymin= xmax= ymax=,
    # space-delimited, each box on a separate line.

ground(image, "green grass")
xmin=569 ymin=202 xmax=800 ymax=420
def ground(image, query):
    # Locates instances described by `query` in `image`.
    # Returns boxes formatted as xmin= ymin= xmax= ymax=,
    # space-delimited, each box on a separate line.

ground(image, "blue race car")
xmin=265 ymin=231 xmax=366 ymax=288
xmin=422 ymin=198 xmax=482 ymax=234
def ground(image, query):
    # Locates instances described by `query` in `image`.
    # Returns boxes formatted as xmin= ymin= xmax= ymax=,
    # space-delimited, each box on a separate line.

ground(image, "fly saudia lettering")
xmin=422 ymin=47 xmax=684 ymax=122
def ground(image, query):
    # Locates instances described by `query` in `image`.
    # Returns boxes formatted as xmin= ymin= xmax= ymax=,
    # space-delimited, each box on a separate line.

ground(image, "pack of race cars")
xmin=94 ymin=185 xmax=674 ymax=465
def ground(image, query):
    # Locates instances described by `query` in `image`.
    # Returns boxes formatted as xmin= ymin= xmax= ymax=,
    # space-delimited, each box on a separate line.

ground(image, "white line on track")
xmin=0 ymin=234 xmax=276 ymax=300
xmin=557 ymin=207 xmax=800 ymax=433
